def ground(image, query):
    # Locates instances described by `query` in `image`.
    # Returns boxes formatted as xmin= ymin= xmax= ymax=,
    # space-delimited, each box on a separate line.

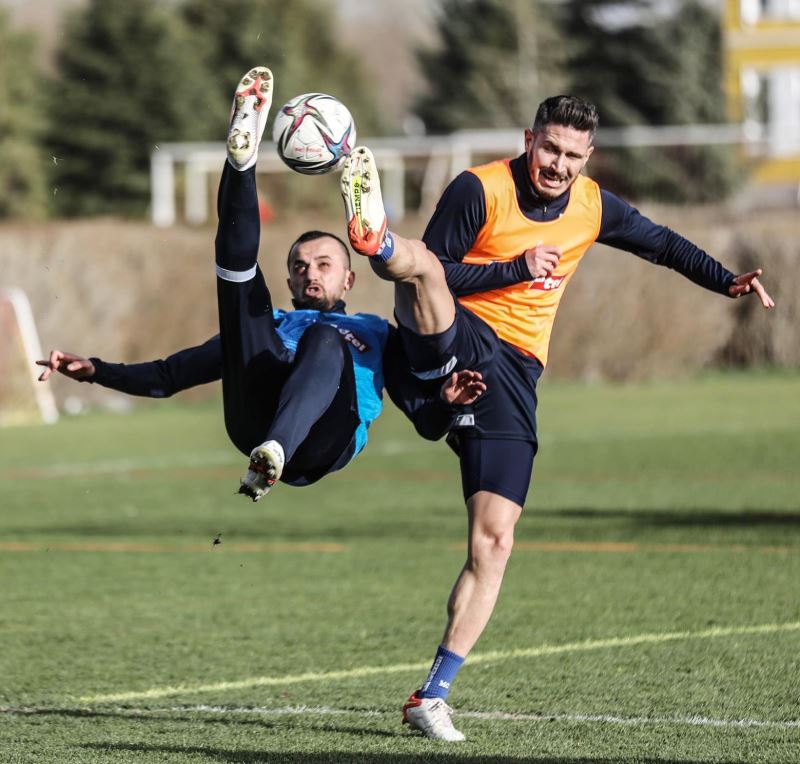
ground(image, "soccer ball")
xmin=273 ymin=93 xmax=356 ymax=175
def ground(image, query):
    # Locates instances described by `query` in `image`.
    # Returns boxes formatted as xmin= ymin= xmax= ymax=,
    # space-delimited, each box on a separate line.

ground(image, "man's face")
xmin=287 ymin=236 xmax=354 ymax=311
xmin=524 ymin=124 xmax=594 ymax=201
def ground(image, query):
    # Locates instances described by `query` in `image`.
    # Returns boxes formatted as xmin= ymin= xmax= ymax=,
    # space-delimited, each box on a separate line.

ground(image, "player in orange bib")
xmin=340 ymin=95 xmax=774 ymax=742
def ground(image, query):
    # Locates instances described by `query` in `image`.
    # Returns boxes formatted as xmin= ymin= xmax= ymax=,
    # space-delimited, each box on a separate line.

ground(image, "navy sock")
xmin=418 ymin=645 xmax=465 ymax=700
xmin=374 ymin=230 xmax=395 ymax=262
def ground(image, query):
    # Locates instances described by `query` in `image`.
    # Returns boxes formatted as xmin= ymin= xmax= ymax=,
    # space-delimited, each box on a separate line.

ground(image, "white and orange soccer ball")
xmin=272 ymin=93 xmax=356 ymax=175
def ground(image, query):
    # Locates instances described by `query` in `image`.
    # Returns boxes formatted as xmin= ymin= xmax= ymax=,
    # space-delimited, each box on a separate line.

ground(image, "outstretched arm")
xmin=37 ymin=336 xmax=222 ymax=398
xmin=599 ymin=190 xmax=774 ymax=310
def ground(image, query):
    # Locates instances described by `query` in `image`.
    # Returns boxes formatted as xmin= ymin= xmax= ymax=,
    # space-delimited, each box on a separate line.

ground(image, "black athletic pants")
xmin=214 ymin=161 xmax=358 ymax=485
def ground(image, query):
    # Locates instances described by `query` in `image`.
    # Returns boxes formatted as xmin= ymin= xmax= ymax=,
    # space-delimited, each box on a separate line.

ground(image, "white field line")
xmin=2 ymin=704 xmax=798 ymax=731
xmin=78 ymin=621 xmax=800 ymax=704
xmin=170 ymin=705 xmax=800 ymax=730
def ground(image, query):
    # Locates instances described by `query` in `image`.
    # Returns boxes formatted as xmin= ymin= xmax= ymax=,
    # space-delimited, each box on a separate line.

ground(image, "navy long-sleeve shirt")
xmin=87 ymin=326 xmax=459 ymax=442
xmin=90 ymin=336 xmax=222 ymax=398
xmin=422 ymin=153 xmax=736 ymax=297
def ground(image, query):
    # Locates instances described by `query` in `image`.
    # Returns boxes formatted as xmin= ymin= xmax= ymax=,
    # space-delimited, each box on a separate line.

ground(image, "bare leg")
xmin=392 ymin=252 xmax=456 ymax=337
xmin=401 ymin=489 xmax=520 ymax=742
xmin=441 ymin=490 xmax=522 ymax=656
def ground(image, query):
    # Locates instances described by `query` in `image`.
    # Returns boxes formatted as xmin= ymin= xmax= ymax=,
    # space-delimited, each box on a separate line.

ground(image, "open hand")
xmin=728 ymin=269 xmax=774 ymax=309
xmin=440 ymin=370 xmax=486 ymax=406
xmin=36 ymin=350 xmax=96 ymax=382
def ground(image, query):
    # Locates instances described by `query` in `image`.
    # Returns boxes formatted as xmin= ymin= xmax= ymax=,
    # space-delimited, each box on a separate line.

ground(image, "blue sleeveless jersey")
xmin=273 ymin=309 xmax=388 ymax=458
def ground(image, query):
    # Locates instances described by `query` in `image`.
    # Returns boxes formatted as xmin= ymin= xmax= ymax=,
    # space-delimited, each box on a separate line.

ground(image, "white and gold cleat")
xmin=227 ymin=66 xmax=273 ymax=171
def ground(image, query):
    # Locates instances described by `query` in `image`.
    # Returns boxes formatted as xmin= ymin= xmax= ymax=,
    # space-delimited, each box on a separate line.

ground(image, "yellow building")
xmin=724 ymin=0 xmax=800 ymax=184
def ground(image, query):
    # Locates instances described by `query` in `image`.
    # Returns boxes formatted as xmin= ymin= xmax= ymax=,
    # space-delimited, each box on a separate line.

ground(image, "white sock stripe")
xmin=412 ymin=355 xmax=458 ymax=380
xmin=216 ymin=264 xmax=257 ymax=282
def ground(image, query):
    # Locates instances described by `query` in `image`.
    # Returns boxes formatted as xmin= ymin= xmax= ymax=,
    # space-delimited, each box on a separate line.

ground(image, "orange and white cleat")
xmin=340 ymin=146 xmax=392 ymax=258
xmin=402 ymin=693 xmax=465 ymax=742
xmin=227 ymin=66 xmax=273 ymax=171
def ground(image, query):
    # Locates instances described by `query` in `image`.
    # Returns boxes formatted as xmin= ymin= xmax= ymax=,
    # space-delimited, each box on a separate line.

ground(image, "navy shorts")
xmin=398 ymin=304 xmax=544 ymax=506
xmin=397 ymin=304 xmax=543 ymax=441
xmin=395 ymin=302 xmax=496 ymax=380
xmin=458 ymin=438 xmax=537 ymax=506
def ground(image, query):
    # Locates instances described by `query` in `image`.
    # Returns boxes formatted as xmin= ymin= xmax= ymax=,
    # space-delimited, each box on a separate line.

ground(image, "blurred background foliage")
xmin=180 ymin=0 xmax=383 ymax=139
xmin=44 ymin=0 xmax=382 ymax=217
xmin=0 ymin=10 xmax=49 ymax=218
xmin=48 ymin=0 xmax=208 ymax=216
xmin=414 ymin=0 xmax=738 ymax=201
xmin=0 ymin=0 xmax=750 ymax=218
xmin=556 ymin=0 xmax=737 ymax=202
xmin=414 ymin=0 xmax=568 ymax=132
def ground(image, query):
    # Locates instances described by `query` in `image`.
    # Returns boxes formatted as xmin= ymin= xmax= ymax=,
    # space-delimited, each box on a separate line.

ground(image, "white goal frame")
xmin=0 ymin=287 xmax=59 ymax=425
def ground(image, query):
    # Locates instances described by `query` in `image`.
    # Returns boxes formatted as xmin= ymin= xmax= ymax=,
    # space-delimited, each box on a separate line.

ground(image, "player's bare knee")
xmin=389 ymin=239 xmax=443 ymax=285
xmin=469 ymin=528 xmax=515 ymax=567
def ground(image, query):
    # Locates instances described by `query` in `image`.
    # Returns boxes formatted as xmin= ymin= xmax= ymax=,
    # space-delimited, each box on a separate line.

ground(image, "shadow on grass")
xmin=9 ymin=508 xmax=800 ymax=543
xmin=6 ymin=707 xmax=399 ymax=738
xmin=5 ymin=710 xmax=748 ymax=762
xmin=79 ymin=742 xmax=733 ymax=763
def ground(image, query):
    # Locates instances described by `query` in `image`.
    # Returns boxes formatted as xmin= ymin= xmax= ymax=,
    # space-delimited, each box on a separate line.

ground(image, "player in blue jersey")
xmin=37 ymin=67 xmax=493 ymax=501
xmin=192 ymin=66 xmax=381 ymax=499
xmin=338 ymin=96 xmax=775 ymax=741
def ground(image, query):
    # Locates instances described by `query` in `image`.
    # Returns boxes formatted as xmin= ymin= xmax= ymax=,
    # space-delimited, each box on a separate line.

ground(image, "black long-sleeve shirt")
xmin=87 ymin=326 xmax=460 ymax=442
xmin=90 ymin=335 xmax=222 ymax=398
xmin=422 ymin=153 xmax=736 ymax=296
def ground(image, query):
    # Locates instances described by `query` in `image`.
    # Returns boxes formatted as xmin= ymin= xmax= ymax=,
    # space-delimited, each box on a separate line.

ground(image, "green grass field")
xmin=1 ymin=371 xmax=799 ymax=763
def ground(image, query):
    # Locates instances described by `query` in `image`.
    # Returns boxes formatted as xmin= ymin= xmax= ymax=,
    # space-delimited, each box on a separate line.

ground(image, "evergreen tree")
xmin=414 ymin=0 xmax=567 ymax=133
xmin=48 ymin=0 xmax=207 ymax=216
xmin=0 ymin=10 xmax=47 ymax=218
xmin=180 ymin=0 xmax=383 ymax=139
xmin=559 ymin=0 xmax=738 ymax=202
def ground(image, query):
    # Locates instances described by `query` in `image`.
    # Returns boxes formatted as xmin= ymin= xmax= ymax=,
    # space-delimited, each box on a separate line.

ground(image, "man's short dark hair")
xmin=533 ymin=96 xmax=599 ymax=142
xmin=287 ymin=230 xmax=351 ymax=269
